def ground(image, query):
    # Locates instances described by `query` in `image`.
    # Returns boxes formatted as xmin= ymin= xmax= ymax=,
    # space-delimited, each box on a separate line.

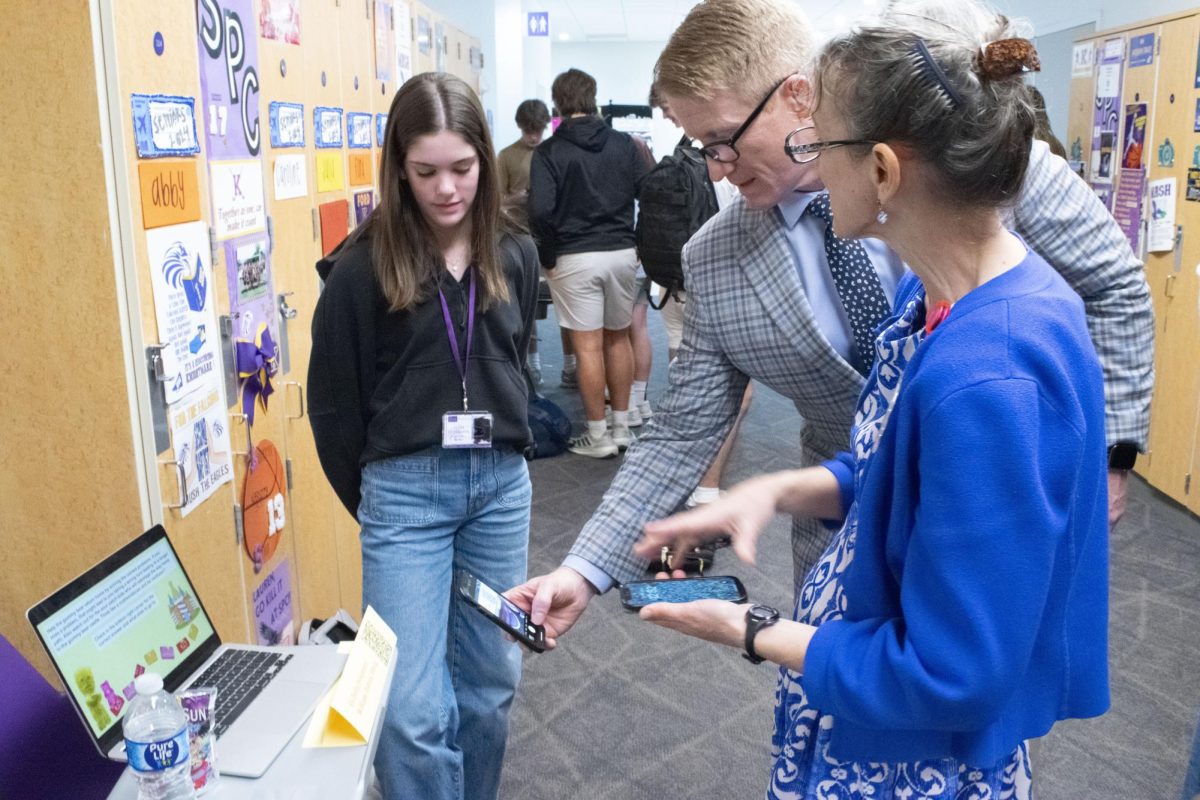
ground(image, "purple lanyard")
xmin=438 ymin=268 xmax=476 ymax=410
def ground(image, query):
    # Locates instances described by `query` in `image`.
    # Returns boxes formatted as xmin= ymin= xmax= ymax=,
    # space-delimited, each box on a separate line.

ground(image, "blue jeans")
xmin=1183 ymin=711 xmax=1200 ymax=800
xmin=359 ymin=446 xmax=531 ymax=800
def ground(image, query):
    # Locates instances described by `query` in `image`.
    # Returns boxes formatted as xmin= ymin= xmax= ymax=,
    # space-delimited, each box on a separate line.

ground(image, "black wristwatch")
xmin=743 ymin=604 xmax=780 ymax=664
xmin=1107 ymin=442 xmax=1138 ymax=471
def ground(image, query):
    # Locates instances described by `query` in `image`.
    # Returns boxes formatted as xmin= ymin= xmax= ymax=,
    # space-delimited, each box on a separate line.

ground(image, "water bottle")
xmin=122 ymin=673 xmax=194 ymax=800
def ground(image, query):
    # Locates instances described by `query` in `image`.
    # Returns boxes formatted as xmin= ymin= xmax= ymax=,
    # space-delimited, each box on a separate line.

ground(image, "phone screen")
xmin=472 ymin=578 xmax=530 ymax=632
xmin=456 ymin=570 xmax=546 ymax=652
xmin=621 ymin=576 xmax=746 ymax=608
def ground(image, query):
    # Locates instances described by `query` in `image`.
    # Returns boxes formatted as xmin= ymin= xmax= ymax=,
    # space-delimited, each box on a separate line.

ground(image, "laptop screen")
xmin=28 ymin=526 xmax=218 ymax=748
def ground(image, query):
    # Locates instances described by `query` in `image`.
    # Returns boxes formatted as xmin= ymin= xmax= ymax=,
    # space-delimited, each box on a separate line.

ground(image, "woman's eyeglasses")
xmin=784 ymin=125 xmax=878 ymax=164
xmin=698 ymin=76 xmax=792 ymax=164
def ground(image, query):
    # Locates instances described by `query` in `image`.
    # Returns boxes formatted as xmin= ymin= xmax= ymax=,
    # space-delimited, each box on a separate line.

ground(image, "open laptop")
xmin=27 ymin=525 xmax=347 ymax=778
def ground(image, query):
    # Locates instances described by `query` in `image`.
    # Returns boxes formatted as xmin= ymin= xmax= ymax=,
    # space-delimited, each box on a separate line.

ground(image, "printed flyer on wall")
xmin=146 ymin=221 xmax=222 ymax=405
xmin=1122 ymin=104 xmax=1147 ymax=169
xmin=170 ymin=385 xmax=233 ymax=517
xmin=1147 ymin=178 xmax=1177 ymax=252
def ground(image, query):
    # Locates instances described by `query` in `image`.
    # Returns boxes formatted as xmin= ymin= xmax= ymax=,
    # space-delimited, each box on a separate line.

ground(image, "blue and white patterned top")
xmin=767 ymin=292 xmax=1033 ymax=800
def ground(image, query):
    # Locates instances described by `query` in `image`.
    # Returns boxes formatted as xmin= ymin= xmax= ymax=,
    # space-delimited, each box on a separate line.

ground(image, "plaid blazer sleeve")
xmin=567 ymin=211 xmax=751 ymax=586
xmin=1011 ymin=140 xmax=1154 ymax=449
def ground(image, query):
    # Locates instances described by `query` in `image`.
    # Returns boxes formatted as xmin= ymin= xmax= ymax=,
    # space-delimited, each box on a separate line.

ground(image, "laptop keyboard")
xmin=189 ymin=649 xmax=294 ymax=738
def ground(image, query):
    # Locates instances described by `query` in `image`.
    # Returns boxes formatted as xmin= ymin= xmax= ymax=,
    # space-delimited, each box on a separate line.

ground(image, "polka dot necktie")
xmin=805 ymin=192 xmax=892 ymax=376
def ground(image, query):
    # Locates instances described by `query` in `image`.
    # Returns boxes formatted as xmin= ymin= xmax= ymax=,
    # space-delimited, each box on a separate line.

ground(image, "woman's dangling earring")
xmin=876 ymin=203 xmax=888 ymax=225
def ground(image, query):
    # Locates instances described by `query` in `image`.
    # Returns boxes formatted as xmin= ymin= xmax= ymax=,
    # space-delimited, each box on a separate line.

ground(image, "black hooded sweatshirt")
xmin=307 ymin=228 xmax=539 ymax=516
xmin=527 ymin=115 xmax=652 ymax=267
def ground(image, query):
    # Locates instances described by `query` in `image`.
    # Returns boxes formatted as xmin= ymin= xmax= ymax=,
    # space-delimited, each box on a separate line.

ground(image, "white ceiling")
xmin=537 ymin=0 xmax=886 ymax=43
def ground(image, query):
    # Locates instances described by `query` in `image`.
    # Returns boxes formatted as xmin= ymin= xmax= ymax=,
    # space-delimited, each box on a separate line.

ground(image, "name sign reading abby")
xmin=138 ymin=161 xmax=202 ymax=229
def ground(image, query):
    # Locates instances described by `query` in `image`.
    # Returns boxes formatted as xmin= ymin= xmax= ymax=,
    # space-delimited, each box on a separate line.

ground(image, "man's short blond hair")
xmin=655 ymin=0 xmax=815 ymax=101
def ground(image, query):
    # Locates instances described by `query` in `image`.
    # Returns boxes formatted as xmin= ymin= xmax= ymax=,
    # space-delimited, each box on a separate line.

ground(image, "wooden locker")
xmin=259 ymin=3 xmax=344 ymax=626
xmin=1139 ymin=15 xmax=1200 ymax=505
xmin=0 ymin=5 xmax=146 ymax=681
xmin=109 ymin=1 xmax=253 ymax=643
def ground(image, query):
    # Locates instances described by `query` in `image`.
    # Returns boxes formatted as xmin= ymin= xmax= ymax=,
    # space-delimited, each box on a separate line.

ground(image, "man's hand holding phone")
xmin=503 ymin=566 xmax=598 ymax=650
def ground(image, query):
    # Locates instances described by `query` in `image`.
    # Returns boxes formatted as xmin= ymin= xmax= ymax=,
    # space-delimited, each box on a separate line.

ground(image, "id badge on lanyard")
xmin=439 ymin=269 xmax=493 ymax=449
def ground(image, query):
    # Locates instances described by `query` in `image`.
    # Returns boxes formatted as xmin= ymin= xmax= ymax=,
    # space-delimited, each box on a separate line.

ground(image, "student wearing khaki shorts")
xmin=529 ymin=68 xmax=653 ymax=458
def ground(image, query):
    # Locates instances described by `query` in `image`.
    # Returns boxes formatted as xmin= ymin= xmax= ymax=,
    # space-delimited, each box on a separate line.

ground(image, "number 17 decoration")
xmin=242 ymin=439 xmax=287 ymax=573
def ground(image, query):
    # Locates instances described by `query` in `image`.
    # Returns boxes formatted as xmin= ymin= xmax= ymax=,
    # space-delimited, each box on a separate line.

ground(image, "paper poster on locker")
xmin=375 ymin=0 xmax=395 ymax=82
xmin=395 ymin=1 xmax=413 ymax=84
xmin=1122 ymin=104 xmax=1147 ymax=169
xmin=259 ymin=0 xmax=300 ymax=44
xmin=1147 ymin=178 xmax=1176 ymax=252
xmin=210 ymin=159 xmax=266 ymax=239
xmin=1112 ymin=167 xmax=1144 ymax=253
xmin=169 ymin=385 xmax=233 ymax=517
xmin=253 ymin=559 xmax=295 ymax=645
xmin=1071 ymin=42 xmax=1094 ymax=77
xmin=1090 ymin=39 xmax=1124 ymax=200
xmin=197 ymin=0 xmax=262 ymax=158
xmin=224 ymin=235 xmax=279 ymax=356
xmin=273 ymin=153 xmax=307 ymax=200
xmin=147 ymin=221 xmax=223 ymax=405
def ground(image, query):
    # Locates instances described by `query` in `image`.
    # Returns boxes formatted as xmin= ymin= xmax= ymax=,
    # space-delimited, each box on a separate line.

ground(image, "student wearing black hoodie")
xmin=307 ymin=73 xmax=538 ymax=800
xmin=529 ymin=68 xmax=653 ymax=458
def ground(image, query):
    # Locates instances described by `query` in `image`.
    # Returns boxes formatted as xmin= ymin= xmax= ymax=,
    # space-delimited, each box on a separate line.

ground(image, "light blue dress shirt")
xmin=776 ymin=190 xmax=906 ymax=364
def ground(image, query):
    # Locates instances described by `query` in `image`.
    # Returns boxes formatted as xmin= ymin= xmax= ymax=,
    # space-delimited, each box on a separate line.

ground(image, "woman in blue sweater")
xmin=633 ymin=2 xmax=1110 ymax=797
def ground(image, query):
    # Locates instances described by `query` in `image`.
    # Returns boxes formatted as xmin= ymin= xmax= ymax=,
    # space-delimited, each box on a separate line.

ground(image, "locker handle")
xmin=160 ymin=459 xmax=187 ymax=510
xmin=1165 ymin=274 xmax=1176 ymax=298
xmin=227 ymin=413 xmax=250 ymax=456
xmin=284 ymin=381 xmax=306 ymax=420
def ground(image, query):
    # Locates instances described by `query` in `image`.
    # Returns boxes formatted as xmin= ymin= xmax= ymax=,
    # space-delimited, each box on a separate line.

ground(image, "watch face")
xmin=749 ymin=604 xmax=780 ymax=623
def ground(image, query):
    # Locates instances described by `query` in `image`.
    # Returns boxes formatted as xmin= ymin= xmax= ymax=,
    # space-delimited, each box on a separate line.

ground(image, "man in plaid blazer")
xmin=506 ymin=0 xmax=1154 ymax=647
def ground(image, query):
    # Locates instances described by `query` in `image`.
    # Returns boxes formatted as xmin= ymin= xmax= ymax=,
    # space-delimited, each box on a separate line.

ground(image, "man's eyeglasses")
xmin=698 ymin=76 xmax=792 ymax=163
xmin=784 ymin=125 xmax=879 ymax=164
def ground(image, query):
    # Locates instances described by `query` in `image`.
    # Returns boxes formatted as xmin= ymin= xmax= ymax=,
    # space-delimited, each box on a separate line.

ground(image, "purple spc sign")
xmin=197 ymin=0 xmax=262 ymax=158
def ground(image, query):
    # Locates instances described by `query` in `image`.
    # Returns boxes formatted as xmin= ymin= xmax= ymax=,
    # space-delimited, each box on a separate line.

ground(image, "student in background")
xmin=1029 ymin=85 xmax=1067 ymax=159
xmin=529 ymin=68 xmax=654 ymax=458
xmin=497 ymin=99 xmax=550 ymax=228
xmin=497 ymin=98 xmax=551 ymax=381
xmin=308 ymin=73 xmax=539 ymax=800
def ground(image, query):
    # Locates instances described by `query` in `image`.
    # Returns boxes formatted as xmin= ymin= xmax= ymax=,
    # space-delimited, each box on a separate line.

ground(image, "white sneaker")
xmin=611 ymin=424 xmax=635 ymax=451
xmin=626 ymin=405 xmax=642 ymax=428
xmin=607 ymin=405 xmax=647 ymax=428
xmin=568 ymin=431 xmax=618 ymax=458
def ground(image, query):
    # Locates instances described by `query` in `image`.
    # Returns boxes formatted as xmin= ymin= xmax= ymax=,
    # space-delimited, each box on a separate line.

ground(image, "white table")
xmin=108 ymin=653 xmax=395 ymax=800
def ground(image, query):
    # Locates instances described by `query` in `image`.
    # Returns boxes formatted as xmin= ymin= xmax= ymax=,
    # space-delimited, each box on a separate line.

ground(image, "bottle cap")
xmin=134 ymin=673 xmax=164 ymax=696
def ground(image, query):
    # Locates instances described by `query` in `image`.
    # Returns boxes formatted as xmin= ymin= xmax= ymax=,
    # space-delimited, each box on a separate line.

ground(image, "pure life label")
xmin=127 ymin=729 xmax=189 ymax=772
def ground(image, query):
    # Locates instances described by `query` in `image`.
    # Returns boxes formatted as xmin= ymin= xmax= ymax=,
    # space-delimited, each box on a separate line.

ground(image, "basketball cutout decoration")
xmin=243 ymin=439 xmax=286 ymax=573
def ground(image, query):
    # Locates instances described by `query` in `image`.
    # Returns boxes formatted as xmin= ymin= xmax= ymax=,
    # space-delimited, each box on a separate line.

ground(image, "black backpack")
xmin=635 ymin=136 xmax=719 ymax=308
xmin=524 ymin=365 xmax=571 ymax=459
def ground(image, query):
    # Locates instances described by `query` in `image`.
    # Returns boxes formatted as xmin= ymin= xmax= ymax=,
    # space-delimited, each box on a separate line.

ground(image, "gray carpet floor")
xmin=497 ymin=308 xmax=1200 ymax=800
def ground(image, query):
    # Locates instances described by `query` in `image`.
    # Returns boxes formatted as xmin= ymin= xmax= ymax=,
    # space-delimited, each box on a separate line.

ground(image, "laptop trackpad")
xmin=218 ymin=678 xmax=329 ymax=776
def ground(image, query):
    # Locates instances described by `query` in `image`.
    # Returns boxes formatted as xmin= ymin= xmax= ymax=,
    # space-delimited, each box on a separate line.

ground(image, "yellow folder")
xmin=303 ymin=606 xmax=397 ymax=748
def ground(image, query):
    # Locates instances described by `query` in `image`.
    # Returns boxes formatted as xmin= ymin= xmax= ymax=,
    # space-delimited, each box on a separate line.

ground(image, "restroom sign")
xmin=527 ymin=12 xmax=549 ymax=36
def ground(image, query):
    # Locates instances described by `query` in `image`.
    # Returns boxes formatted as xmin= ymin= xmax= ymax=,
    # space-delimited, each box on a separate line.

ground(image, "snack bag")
xmin=176 ymin=687 xmax=219 ymax=794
